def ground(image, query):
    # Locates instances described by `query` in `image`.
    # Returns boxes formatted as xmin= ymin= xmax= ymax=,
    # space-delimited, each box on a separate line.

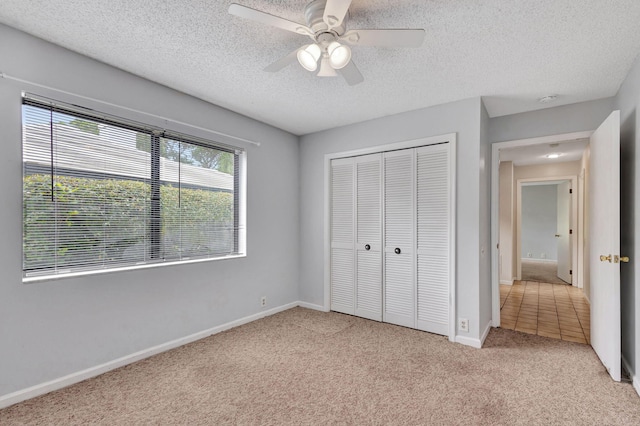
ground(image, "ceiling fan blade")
xmin=337 ymin=60 xmax=364 ymax=86
xmin=323 ymin=0 xmax=352 ymax=29
xmin=229 ymin=3 xmax=313 ymax=37
xmin=263 ymin=48 xmax=301 ymax=72
xmin=340 ymin=29 xmax=425 ymax=47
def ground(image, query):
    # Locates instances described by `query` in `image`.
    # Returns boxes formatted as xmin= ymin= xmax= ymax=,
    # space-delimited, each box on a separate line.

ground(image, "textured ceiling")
xmin=2 ymin=1 xmax=640 ymax=135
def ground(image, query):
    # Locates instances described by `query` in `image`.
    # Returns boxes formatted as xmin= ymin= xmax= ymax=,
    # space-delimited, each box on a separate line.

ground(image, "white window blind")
xmin=22 ymin=94 xmax=245 ymax=278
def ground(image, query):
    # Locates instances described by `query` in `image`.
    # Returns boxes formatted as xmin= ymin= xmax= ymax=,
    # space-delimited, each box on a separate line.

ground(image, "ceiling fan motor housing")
xmin=305 ymin=0 xmax=347 ymax=37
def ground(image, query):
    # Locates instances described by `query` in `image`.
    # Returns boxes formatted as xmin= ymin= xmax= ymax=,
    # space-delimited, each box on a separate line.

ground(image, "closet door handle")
xmin=364 ymin=244 xmax=371 ymax=251
xmin=394 ymin=248 xmax=401 ymax=254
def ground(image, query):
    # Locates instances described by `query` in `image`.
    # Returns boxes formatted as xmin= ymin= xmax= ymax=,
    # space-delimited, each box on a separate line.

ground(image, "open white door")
xmin=589 ymin=110 xmax=621 ymax=382
xmin=556 ymin=181 xmax=572 ymax=284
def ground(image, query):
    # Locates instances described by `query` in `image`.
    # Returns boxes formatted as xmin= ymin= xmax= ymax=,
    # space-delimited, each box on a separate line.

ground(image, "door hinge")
xmin=569 ymin=229 xmax=573 ymax=234
xmin=570 ymin=270 xmax=573 ymax=275
xmin=569 ymin=188 xmax=573 ymax=194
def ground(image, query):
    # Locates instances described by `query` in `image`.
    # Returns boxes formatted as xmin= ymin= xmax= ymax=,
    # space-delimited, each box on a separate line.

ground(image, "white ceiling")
xmin=2 ymin=1 xmax=640 ymax=136
xmin=499 ymin=138 xmax=589 ymax=166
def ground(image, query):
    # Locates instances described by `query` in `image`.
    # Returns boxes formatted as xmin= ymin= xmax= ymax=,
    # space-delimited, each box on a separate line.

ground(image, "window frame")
xmin=21 ymin=94 xmax=247 ymax=283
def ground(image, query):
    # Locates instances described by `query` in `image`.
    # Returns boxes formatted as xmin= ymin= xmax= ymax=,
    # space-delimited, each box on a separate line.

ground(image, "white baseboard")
xmin=500 ymin=279 xmax=513 ymax=285
xmin=479 ymin=321 xmax=492 ymax=347
xmin=0 ymin=301 xmax=299 ymax=410
xmin=521 ymin=258 xmax=556 ymax=263
xmin=298 ymin=301 xmax=328 ymax=312
xmin=622 ymin=355 xmax=640 ymax=397
xmin=454 ymin=320 xmax=492 ymax=349
xmin=0 ymin=302 xmax=505 ymax=409
xmin=454 ymin=335 xmax=482 ymax=348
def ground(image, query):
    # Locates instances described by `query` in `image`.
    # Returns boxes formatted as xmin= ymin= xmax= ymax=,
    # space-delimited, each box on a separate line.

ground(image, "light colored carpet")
xmin=1 ymin=307 xmax=639 ymax=425
xmin=521 ymin=259 xmax=568 ymax=284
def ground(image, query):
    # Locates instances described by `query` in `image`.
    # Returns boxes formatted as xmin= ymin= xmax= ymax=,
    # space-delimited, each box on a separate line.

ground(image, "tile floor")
xmin=500 ymin=281 xmax=590 ymax=344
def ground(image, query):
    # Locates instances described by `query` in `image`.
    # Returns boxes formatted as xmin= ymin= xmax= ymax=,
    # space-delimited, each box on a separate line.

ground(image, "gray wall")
xmin=299 ymin=97 xmax=489 ymax=341
xmin=490 ymin=97 xmax=615 ymax=143
xmin=521 ymin=185 xmax=558 ymax=260
xmin=615 ymin=52 xmax=640 ymax=378
xmin=0 ymin=24 xmax=300 ymax=397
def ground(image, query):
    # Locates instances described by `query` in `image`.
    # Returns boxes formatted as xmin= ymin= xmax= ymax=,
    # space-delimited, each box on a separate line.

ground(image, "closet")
xmin=329 ymin=141 xmax=453 ymax=336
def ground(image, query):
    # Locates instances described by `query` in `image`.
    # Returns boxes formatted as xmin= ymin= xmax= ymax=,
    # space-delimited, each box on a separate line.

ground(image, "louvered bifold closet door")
xmin=355 ymin=154 xmax=382 ymax=321
xmin=330 ymin=158 xmax=355 ymax=314
xmin=383 ymin=149 xmax=416 ymax=328
xmin=416 ymin=144 xmax=451 ymax=335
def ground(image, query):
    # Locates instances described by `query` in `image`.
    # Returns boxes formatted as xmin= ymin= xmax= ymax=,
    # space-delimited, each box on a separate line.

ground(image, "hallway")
xmin=500 ymin=281 xmax=590 ymax=344
xmin=520 ymin=259 xmax=568 ymax=285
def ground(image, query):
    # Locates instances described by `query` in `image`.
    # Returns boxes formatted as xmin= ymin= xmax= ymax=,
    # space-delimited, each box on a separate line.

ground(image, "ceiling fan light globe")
xmin=297 ymin=44 xmax=321 ymax=71
xmin=327 ymin=42 xmax=351 ymax=69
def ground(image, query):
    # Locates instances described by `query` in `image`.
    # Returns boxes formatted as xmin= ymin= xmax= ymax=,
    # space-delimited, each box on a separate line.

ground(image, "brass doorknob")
xmin=620 ymin=256 xmax=630 ymax=263
xmin=600 ymin=254 xmax=612 ymax=263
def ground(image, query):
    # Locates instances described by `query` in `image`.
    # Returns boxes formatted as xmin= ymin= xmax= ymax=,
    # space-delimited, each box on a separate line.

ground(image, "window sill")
xmin=22 ymin=253 xmax=247 ymax=284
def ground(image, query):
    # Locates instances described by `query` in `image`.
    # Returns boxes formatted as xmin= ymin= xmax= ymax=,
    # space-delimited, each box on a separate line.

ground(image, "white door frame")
xmin=491 ymin=131 xmax=592 ymax=326
xmin=325 ymin=133 xmax=457 ymax=341
xmin=515 ymin=176 xmax=578 ymax=285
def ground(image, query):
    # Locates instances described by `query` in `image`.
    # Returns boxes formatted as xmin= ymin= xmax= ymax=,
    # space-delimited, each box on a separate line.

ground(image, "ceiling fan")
xmin=228 ymin=0 xmax=425 ymax=85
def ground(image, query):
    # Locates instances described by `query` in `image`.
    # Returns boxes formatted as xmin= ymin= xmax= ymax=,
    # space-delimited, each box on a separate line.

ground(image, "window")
xmin=22 ymin=94 xmax=245 ymax=279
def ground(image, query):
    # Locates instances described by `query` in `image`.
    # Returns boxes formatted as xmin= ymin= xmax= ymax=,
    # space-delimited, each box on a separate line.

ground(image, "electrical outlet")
xmin=459 ymin=318 xmax=469 ymax=332
xmin=527 ymin=252 xmax=533 ymax=258
xmin=260 ymin=296 xmax=267 ymax=307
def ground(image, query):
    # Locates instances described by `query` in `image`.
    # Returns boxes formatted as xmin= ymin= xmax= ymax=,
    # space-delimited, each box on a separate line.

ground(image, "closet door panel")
xmin=384 ymin=252 xmax=414 ymax=327
xmin=331 ymin=249 xmax=354 ymax=312
xmin=355 ymin=154 xmax=382 ymax=321
xmin=383 ymin=150 xmax=415 ymax=328
xmin=384 ymin=153 xmax=414 ymax=249
xmin=330 ymin=158 xmax=355 ymax=315
xmin=356 ymin=252 xmax=382 ymax=320
xmin=416 ymin=144 xmax=450 ymax=335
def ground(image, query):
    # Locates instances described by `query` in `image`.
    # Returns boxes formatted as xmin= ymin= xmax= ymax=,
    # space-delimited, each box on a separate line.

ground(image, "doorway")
xmin=497 ymin=144 xmax=589 ymax=344
xmin=517 ymin=178 xmax=577 ymax=286
xmin=493 ymin=132 xmax=590 ymax=343
xmin=491 ymin=111 xmax=623 ymax=381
